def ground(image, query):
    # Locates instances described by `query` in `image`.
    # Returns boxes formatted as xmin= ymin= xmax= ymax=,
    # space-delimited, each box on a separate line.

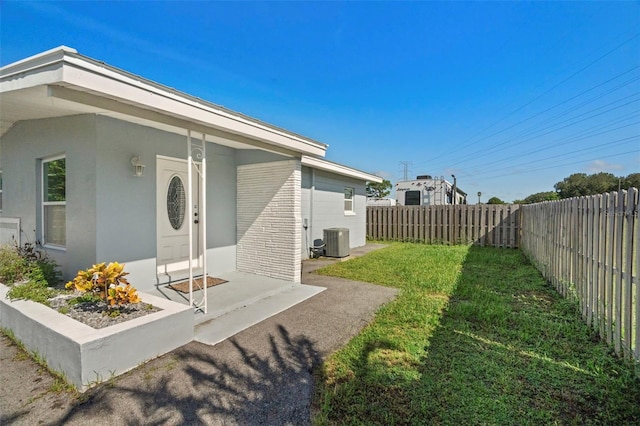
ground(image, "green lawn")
xmin=313 ymin=243 xmax=640 ymax=425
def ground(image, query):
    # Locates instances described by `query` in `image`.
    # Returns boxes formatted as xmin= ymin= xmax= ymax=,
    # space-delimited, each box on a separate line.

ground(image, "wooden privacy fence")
xmin=520 ymin=189 xmax=639 ymax=364
xmin=366 ymin=204 xmax=520 ymax=248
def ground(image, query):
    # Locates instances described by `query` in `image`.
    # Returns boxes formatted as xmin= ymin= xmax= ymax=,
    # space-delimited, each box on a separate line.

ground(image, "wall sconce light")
xmin=131 ymin=156 xmax=146 ymax=177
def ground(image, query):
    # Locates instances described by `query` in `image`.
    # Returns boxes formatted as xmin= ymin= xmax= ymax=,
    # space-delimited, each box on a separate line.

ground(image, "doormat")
xmin=168 ymin=276 xmax=228 ymax=293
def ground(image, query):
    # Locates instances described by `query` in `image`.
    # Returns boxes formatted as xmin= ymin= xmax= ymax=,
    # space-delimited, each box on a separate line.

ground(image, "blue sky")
xmin=1 ymin=1 xmax=638 ymax=202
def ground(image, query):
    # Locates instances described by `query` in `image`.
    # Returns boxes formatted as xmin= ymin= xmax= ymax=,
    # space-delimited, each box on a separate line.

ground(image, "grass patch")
xmin=313 ymin=243 xmax=640 ymax=425
xmin=1 ymin=328 xmax=77 ymax=395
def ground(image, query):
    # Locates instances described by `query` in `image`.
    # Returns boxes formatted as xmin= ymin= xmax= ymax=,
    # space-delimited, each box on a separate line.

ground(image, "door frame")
xmin=156 ymin=155 xmax=202 ymax=275
xmin=156 ymin=131 xmax=209 ymax=313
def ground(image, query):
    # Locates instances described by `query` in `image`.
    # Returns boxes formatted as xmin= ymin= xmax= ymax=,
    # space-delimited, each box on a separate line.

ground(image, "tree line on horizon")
xmin=510 ymin=172 xmax=640 ymax=204
xmin=366 ymin=172 xmax=639 ymax=205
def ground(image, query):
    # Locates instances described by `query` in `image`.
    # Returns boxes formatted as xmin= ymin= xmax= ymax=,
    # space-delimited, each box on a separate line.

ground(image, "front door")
xmin=156 ymin=156 xmax=201 ymax=274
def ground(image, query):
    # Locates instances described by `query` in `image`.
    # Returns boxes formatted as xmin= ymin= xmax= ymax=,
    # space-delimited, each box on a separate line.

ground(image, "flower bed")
xmin=0 ymin=283 xmax=193 ymax=391
xmin=48 ymin=293 xmax=161 ymax=329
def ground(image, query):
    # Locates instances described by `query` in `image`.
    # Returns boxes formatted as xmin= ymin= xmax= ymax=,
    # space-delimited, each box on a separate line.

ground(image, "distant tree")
xmin=588 ymin=172 xmax=618 ymax=194
xmin=366 ymin=179 xmax=392 ymax=198
xmin=514 ymin=191 xmax=560 ymax=204
xmin=554 ymin=173 xmax=589 ymax=198
xmin=487 ymin=197 xmax=505 ymax=204
xmin=554 ymin=172 xmax=617 ymax=198
xmin=622 ymin=173 xmax=640 ymax=190
xmin=516 ymin=172 xmax=639 ymax=204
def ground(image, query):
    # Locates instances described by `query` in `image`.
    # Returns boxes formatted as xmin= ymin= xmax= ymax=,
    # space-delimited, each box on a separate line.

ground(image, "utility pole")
xmin=451 ymin=174 xmax=457 ymax=205
xmin=399 ymin=161 xmax=411 ymax=181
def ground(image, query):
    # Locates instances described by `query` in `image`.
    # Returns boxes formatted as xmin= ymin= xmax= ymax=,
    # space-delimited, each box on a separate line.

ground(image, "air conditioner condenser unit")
xmin=323 ymin=228 xmax=350 ymax=258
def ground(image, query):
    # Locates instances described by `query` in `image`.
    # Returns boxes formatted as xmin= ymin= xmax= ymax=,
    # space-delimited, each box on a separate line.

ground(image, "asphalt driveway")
xmin=1 ymin=244 xmax=397 ymax=425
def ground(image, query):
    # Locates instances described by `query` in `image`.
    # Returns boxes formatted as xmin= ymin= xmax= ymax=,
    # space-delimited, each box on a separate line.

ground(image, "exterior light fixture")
xmin=131 ymin=156 xmax=145 ymax=177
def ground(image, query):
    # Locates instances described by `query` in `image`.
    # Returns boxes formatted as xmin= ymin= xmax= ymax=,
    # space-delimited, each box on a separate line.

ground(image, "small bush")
xmin=6 ymin=280 xmax=58 ymax=305
xmin=28 ymin=259 xmax=63 ymax=288
xmin=66 ymin=262 xmax=141 ymax=307
xmin=68 ymin=293 xmax=102 ymax=306
xmin=0 ymin=242 xmax=62 ymax=287
xmin=0 ymin=245 xmax=29 ymax=284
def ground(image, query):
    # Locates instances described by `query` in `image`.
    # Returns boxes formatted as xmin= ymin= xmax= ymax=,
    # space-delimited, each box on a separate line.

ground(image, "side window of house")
xmin=42 ymin=156 xmax=66 ymax=247
xmin=405 ymin=190 xmax=420 ymax=205
xmin=344 ymin=187 xmax=355 ymax=214
xmin=0 ymin=170 xmax=3 ymax=213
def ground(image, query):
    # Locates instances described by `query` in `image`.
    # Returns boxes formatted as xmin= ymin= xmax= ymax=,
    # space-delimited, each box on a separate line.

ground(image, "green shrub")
xmin=17 ymin=241 xmax=62 ymax=287
xmin=30 ymin=259 xmax=63 ymax=287
xmin=0 ymin=245 xmax=30 ymax=284
xmin=68 ymin=293 xmax=102 ymax=305
xmin=1 ymin=241 xmax=63 ymax=305
xmin=6 ymin=279 xmax=58 ymax=305
xmin=0 ymin=242 xmax=62 ymax=287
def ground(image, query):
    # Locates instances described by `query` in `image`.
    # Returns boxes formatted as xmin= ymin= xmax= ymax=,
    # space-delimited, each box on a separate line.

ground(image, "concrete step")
xmin=194 ymin=284 xmax=325 ymax=346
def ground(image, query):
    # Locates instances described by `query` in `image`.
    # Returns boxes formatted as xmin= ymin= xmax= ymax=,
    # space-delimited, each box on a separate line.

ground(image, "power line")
xmin=472 ymin=116 xmax=640 ymax=171
xmin=476 ymin=146 xmax=639 ymax=181
xmin=424 ymin=32 xmax=640 ymax=166
xmin=466 ymin=135 xmax=639 ymax=179
xmin=448 ymin=94 xmax=640 ymax=168
xmin=446 ymin=75 xmax=640 ymax=165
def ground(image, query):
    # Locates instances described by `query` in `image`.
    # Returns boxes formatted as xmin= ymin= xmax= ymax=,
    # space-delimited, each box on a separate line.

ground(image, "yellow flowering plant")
xmin=66 ymin=261 xmax=140 ymax=307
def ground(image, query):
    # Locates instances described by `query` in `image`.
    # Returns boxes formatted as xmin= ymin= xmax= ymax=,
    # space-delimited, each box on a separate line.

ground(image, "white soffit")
xmin=0 ymin=47 xmax=328 ymax=157
xmin=301 ymin=156 xmax=383 ymax=183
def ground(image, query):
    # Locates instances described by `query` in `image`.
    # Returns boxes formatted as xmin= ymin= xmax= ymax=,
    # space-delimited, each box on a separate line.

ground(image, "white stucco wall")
xmin=0 ymin=115 xmax=98 ymax=278
xmin=0 ymin=115 xmax=240 ymax=288
xmin=93 ymin=116 xmax=238 ymax=290
xmin=301 ymin=166 xmax=367 ymax=259
xmin=237 ymin=160 xmax=301 ymax=283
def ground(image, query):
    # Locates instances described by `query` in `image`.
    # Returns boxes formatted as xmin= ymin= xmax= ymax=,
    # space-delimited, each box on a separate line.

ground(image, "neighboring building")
xmin=395 ymin=175 xmax=467 ymax=206
xmin=366 ymin=198 xmax=396 ymax=206
xmin=0 ymin=46 xmax=381 ymax=292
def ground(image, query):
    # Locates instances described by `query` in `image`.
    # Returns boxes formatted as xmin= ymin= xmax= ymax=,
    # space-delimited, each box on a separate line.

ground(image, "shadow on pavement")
xmin=51 ymin=325 xmax=321 ymax=425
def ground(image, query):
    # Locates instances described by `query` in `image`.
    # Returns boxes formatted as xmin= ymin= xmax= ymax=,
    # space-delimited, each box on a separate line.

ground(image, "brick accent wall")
xmin=237 ymin=160 xmax=301 ymax=283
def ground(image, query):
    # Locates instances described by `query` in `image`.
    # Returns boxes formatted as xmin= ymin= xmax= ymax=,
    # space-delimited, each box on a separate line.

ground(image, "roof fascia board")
xmin=59 ymin=54 xmax=327 ymax=157
xmin=0 ymin=46 xmax=76 ymax=77
xmin=48 ymin=85 xmax=299 ymax=157
xmin=0 ymin=64 xmax=63 ymax=93
xmin=1 ymin=47 xmax=327 ymax=157
xmin=301 ymin=156 xmax=382 ymax=183
xmin=64 ymin=54 xmax=327 ymax=148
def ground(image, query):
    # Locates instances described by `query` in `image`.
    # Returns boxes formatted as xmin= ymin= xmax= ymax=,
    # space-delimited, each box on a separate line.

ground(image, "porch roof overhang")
xmin=301 ymin=155 xmax=383 ymax=183
xmin=0 ymin=46 xmax=328 ymax=157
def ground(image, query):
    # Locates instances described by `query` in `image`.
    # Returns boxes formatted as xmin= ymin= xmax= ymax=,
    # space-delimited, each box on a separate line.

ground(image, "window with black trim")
xmin=405 ymin=190 xmax=421 ymax=205
xmin=42 ymin=156 xmax=66 ymax=247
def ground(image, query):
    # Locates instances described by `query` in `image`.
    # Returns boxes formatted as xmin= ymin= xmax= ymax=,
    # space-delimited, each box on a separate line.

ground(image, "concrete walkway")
xmin=1 ymin=244 xmax=397 ymax=425
xmin=194 ymin=284 xmax=325 ymax=346
xmin=148 ymin=270 xmax=327 ymax=345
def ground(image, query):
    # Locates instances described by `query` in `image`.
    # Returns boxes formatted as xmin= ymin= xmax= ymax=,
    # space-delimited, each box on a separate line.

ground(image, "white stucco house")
xmin=0 ymin=46 xmax=381 ymax=297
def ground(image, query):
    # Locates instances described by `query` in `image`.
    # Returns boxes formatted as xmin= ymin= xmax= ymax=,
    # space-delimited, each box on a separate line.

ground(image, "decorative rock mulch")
xmin=47 ymin=294 xmax=161 ymax=329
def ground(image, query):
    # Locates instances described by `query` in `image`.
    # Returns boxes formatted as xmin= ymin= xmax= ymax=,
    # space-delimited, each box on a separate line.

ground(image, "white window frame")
xmin=41 ymin=155 xmax=66 ymax=250
xmin=344 ymin=187 xmax=355 ymax=215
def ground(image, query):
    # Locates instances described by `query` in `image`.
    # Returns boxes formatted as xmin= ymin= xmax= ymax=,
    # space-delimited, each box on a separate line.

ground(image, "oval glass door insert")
xmin=167 ymin=175 xmax=186 ymax=230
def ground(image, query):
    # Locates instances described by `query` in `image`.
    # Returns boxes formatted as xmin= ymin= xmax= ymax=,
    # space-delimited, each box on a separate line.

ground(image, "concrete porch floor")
xmin=147 ymin=271 xmax=326 ymax=346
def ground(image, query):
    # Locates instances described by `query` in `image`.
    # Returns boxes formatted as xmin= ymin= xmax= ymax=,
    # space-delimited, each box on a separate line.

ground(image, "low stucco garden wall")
xmin=0 ymin=284 xmax=193 ymax=392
